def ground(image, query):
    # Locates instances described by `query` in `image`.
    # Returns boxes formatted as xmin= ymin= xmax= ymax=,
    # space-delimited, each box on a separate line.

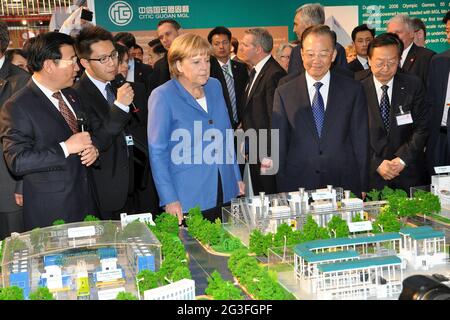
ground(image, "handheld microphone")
xmin=111 ymin=74 xmax=140 ymax=113
xmin=77 ymin=111 xmax=87 ymax=132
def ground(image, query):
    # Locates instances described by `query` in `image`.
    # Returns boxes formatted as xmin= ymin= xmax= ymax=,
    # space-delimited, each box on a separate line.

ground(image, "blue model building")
xmin=9 ymin=249 xmax=30 ymax=299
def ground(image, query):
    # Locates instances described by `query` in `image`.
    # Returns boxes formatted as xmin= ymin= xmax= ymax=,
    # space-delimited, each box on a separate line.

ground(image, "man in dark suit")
xmin=239 ymin=28 xmax=286 ymax=194
xmin=0 ymin=32 xmax=99 ymax=231
xmin=74 ymin=26 xmax=137 ymax=220
xmin=387 ymin=14 xmax=435 ymax=86
xmin=148 ymin=19 xmax=181 ymax=94
xmin=348 ymin=24 xmax=375 ymax=73
xmin=361 ymin=33 xmax=428 ymax=192
xmin=288 ymin=3 xmax=347 ymax=75
xmin=273 ymin=25 xmax=369 ymax=197
xmin=0 ymin=22 xmax=30 ymax=239
xmin=425 ymin=49 xmax=450 ymax=174
xmin=208 ymin=26 xmax=249 ymax=129
xmin=113 ymin=32 xmax=153 ymax=93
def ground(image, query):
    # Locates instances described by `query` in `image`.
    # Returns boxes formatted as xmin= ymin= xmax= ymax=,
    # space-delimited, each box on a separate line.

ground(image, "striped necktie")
xmin=52 ymin=92 xmax=78 ymax=134
xmin=222 ymin=64 xmax=238 ymax=124
xmin=311 ymin=82 xmax=325 ymax=138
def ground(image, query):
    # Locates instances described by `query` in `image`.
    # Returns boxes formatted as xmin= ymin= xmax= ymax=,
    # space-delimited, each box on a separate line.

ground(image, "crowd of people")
xmin=0 ymin=3 xmax=449 ymax=239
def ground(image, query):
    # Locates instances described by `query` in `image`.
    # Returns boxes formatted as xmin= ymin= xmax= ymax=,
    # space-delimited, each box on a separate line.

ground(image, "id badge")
xmin=125 ymin=135 xmax=134 ymax=146
xmin=396 ymin=105 xmax=413 ymax=126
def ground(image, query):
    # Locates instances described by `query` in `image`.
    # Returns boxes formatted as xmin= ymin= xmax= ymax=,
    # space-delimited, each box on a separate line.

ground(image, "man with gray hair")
xmin=239 ymin=28 xmax=286 ymax=194
xmin=387 ymin=14 xmax=435 ymax=86
xmin=0 ymin=22 xmax=29 ymax=239
xmin=288 ymin=3 xmax=348 ymax=75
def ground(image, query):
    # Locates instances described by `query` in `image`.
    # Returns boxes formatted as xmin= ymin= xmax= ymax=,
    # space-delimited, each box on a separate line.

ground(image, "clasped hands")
xmin=377 ymin=157 xmax=405 ymax=180
xmin=65 ymin=132 xmax=99 ymax=167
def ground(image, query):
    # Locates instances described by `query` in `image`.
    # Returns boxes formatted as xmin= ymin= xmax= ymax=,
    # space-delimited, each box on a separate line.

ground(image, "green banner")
xmin=94 ymin=0 xmax=449 ymax=53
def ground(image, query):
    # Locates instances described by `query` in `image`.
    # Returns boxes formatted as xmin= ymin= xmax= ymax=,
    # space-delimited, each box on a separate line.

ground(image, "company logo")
xmin=109 ymin=1 xmax=133 ymax=26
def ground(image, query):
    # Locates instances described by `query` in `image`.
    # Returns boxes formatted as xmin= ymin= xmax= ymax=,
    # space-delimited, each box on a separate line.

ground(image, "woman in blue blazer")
xmin=148 ymin=33 xmax=244 ymax=225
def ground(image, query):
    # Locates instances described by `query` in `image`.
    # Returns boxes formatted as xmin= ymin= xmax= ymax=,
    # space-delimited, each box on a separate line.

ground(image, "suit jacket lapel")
xmin=28 ymin=80 xmax=73 ymax=135
xmin=173 ymin=79 xmax=208 ymax=115
xmin=81 ymin=73 xmax=111 ymax=118
xmin=402 ymin=43 xmax=417 ymax=72
xmin=297 ymin=73 xmax=320 ymax=141
xmin=365 ymin=76 xmax=389 ymax=151
xmin=246 ymin=57 xmax=274 ymax=107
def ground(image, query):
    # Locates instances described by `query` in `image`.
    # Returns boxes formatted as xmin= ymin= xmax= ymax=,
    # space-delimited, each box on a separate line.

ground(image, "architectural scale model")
xmin=143 ymin=279 xmax=196 ymax=300
xmin=1 ymin=221 xmax=161 ymax=300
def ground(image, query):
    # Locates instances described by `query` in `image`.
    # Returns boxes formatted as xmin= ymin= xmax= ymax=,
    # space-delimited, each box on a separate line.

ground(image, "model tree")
xmin=83 ymin=215 xmax=100 ymax=222
xmin=249 ymin=230 xmax=273 ymax=256
xmin=414 ymin=190 xmax=441 ymax=215
xmin=373 ymin=209 xmax=401 ymax=233
xmin=366 ymin=189 xmax=381 ymax=201
xmin=155 ymin=213 xmax=179 ymax=235
xmin=52 ymin=219 xmax=65 ymax=226
xmin=29 ymin=287 xmax=54 ymax=300
xmin=327 ymin=216 xmax=349 ymax=238
xmin=170 ymin=265 xmax=192 ymax=282
xmin=205 ymin=271 xmax=242 ymax=300
xmin=0 ymin=286 xmax=24 ymax=300
xmin=302 ymin=215 xmax=330 ymax=241
xmin=116 ymin=292 xmax=138 ymax=300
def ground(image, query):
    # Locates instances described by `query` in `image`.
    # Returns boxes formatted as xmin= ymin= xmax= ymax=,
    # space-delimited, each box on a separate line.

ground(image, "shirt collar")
xmin=128 ymin=57 xmax=135 ymax=70
xmin=32 ymin=76 xmax=59 ymax=100
xmin=85 ymin=70 xmax=110 ymax=92
xmin=356 ymin=55 xmax=368 ymax=66
xmin=372 ymin=75 xmax=394 ymax=91
xmin=218 ymin=58 xmax=231 ymax=68
xmin=401 ymin=43 xmax=414 ymax=63
xmin=0 ymin=56 xmax=5 ymax=70
xmin=305 ymin=70 xmax=331 ymax=90
xmin=253 ymin=55 xmax=271 ymax=74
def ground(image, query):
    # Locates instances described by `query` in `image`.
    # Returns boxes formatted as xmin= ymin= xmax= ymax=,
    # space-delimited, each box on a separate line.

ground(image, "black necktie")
xmin=380 ymin=85 xmax=390 ymax=132
xmin=245 ymin=68 xmax=257 ymax=100
xmin=105 ymin=83 xmax=116 ymax=106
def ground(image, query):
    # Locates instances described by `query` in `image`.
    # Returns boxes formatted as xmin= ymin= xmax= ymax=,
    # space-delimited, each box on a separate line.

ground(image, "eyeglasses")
xmin=55 ymin=56 xmax=78 ymax=66
xmin=373 ymin=59 xmax=399 ymax=69
xmin=88 ymin=50 xmax=119 ymax=64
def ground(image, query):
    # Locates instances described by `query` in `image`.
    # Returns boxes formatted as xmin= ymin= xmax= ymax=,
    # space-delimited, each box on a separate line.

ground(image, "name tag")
xmin=396 ymin=113 xmax=413 ymax=126
xmin=125 ymin=135 xmax=134 ymax=146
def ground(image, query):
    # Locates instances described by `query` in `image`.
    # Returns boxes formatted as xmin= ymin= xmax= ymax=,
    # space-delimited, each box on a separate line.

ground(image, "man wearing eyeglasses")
xmin=361 ymin=33 xmax=428 ymax=192
xmin=73 ymin=26 xmax=136 ymax=221
xmin=273 ymin=25 xmax=369 ymax=198
xmin=0 ymin=32 xmax=98 ymax=230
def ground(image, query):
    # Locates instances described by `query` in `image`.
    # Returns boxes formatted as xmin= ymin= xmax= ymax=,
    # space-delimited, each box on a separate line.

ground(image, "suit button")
xmin=209 ymin=120 xmax=213 ymax=125
xmin=315 ymin=170 xmax=320 ymax=174
xmin=319 ymin=151 xmax=323 ymax=155
xmin=211 ymin=136 xmax=215 ymax=140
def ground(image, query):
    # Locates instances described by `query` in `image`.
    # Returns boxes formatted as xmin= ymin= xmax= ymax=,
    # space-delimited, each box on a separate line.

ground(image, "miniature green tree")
xmin=155 ymin=213 xmax=179 ymax=235
xmin=366 ymin=189 xmax=381 ymax=201
xmin=228 ymin=249 xmax=250 ymax=274
xmin=273 ymin=223 xmax=293 ymax=247
xmin=0 ymin=286 xmax=24 ymax=300
xmin=116 ymin=292 xmax=138 ymax=300
xmin=121 ymin=220 xmax=146 ymax=240
xmin=206 ymin=271 xmax=242 ymax=300
xmin=222 ymin=237 xmax=243 ymax=252
xmin=249 ymin=230 xmax=272 ymax=256
xmin=136 ymin=269 xmax=159 ymax=295
xmin=52 ymin=219 xmax=65 ymax=226
xmin=327 ymin=216 xmax=349 ymax=238
xmin=204 ymin=219 xmax=223 ymax=246
xmin=170 ymin=266 xmax=192 ymax=282
xmin=352 ymin=214 xmax=364 ymax=222
xmin=29 ymin=287 xmax=54 ymax=300
xmin=414 ymin=190 xmax=441 ymax=215
xmin=5 ymin=237 xmax=27 ymax=260
xmin=373 ymin=210 xmax=401 ymax=233
xmin=302 ymin=215 xmax=330 ymax=241
xmin=84 ymin=215 xmax=100 ymax=222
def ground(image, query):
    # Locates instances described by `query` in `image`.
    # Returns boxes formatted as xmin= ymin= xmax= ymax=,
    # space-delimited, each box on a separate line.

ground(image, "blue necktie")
xmin=380 ymin=85 xmax=390 ymax=132
xmin=222 ymin=64 xmax=238 ymax=124
xmin=105 ymin=83 xmax=116 ymax=107
xmin=311 ymin=82 xmax=325 ymax=138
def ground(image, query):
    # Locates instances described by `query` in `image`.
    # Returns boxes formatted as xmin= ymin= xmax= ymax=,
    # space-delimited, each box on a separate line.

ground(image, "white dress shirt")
xmin=400 ymin=43 xmax=413 ymax=68
xmin=305 ymin=70 xmax=331 ymax=110
xmin=441 ymin=72 xmax=450 ymax=126
xmin=357 ymin=55 xmax=369 ymax=69
xmin=218 ymin=59 xmax=234 ymax=79
xmin=247 ymin=54 xmax=271 ymax=96
xmin=85 ymin=70 xmax=130 ymax=113
xmin=0 ymin=55 xmax=5 ymax=70
xmin=372 ymin=76 xmax=394 ymax=106
xmin=32 ymin=76 xmax=77 ymax=158
xmin=196 ymin=96 xmax=208 ymax=113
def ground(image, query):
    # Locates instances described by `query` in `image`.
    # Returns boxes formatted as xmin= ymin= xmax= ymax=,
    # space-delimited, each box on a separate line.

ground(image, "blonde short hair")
xmin=168 ymin=33 xmax=212 ymax=77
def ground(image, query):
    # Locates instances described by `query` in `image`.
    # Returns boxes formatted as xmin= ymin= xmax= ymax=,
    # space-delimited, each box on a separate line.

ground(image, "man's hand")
xmin=116 ymin=83 xmax=135 ymax=106
xmin=390 ymin=157 xmax=406 ymax=174
xmin=14 ymin=193 xmax=23 ymax=207
xmin=65 ymin=132 xmax=92 ymax=155
xmin=377 ymin=160 xmax=399 ymax=180
xmin=165 ymin=201 xmax=183 ymax=225
xmin=80 ymin=145 xmax=99 ymax=167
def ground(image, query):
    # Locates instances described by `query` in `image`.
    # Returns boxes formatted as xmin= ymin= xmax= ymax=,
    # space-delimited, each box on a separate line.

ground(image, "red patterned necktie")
xmin=52 ymin=92 xmax=79 ymax=134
